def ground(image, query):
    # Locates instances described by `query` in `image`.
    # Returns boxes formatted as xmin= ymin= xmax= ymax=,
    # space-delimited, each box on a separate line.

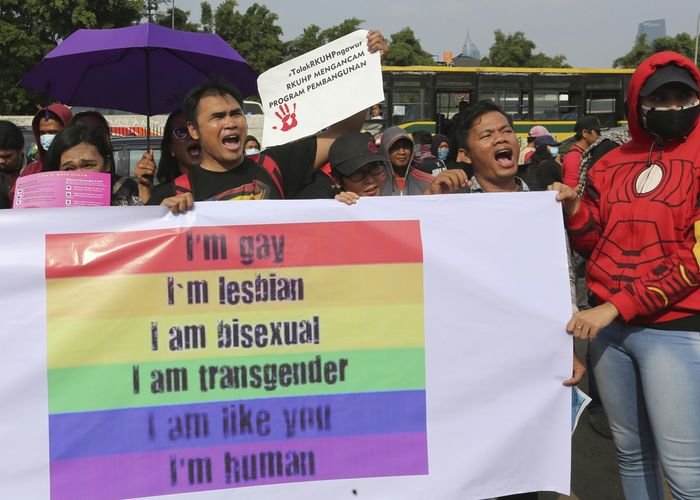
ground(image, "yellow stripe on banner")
xmin=46 ymin=264 xmax=423 ymax=321
xmin=46 ymin=302 xmax=424 ymax=369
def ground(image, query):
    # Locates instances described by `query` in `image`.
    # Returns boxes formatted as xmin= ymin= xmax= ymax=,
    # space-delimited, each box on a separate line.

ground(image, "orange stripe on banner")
xmin=45 ymin=220 xmax=423 ymax=278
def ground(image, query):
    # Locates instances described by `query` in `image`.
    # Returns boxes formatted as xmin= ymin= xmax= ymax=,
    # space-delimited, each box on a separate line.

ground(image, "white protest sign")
xmin=257 ymin=30 xmax=384 ymax=147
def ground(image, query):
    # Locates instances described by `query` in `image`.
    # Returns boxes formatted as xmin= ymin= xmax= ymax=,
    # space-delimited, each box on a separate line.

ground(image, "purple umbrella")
xmin=20 ymin=22 xmax=258 ymax=141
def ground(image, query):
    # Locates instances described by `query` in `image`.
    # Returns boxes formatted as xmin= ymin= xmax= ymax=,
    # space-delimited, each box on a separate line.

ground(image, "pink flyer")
xmin=13 ymin=172 xmax=111 ymax=209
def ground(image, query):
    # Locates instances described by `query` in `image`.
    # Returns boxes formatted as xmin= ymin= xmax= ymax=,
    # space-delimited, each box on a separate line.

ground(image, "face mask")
xmin=437 ymin=148 xmax=449 ymax=161
xmin=40 ymin=134 xmax=56 ymax=151
xmin=641 ymin=102 xmax=700 ymax=142
xmin=245 ymin=148 xmax=260 ymax=156
xmin=549 ymin=146 xmax=559 ymax=157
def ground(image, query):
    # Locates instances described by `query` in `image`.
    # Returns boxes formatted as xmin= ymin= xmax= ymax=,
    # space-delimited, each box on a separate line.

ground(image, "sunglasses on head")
xmin=172 ymin=126 xmax=190 ymax=140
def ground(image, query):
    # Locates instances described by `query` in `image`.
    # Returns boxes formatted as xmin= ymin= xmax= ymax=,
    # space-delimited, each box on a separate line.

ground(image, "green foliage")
xmin=383 ymin=27 xmax=435 ymax=66
xmin=284 ymin=18 xmax=363 ymax=60
xmin=200 ymin=1 xmax=214 ymax=33
xmin=614 ymin=32 xmax=697 ymax=68
xmin=613 ymin=33 xmax=652 ymax=68
xmin=155 ymin=7 xmax=199 ymax=32
xmin=481 ymin=29 xmax=570 ymax=68
xmin=0 ymin=0 xmax=143 ymax=114
xmin=214 ymin=1 xmax=284 ymax=76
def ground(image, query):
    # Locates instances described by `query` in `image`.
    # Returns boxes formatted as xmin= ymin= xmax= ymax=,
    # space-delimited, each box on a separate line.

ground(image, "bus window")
xmin=392 ymin=88 xmax=429 ymax=125
xmin=533 ymin=91 xmax=581 ymax=120
xmin=436 ymin=90 xmax=472 ymax=119
xmin=479 ymin=89 xmax=528 ymax=119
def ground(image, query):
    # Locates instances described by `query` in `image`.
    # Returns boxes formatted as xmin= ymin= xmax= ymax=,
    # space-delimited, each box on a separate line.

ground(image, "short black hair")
xmin=0 ymin=120 xmax=24 ymax=151
xmin=452 ymin=100 xmax=512 ymax=150
xmin=183 ymin=79 xmax=243 ymax=126
xmin=43 ymin=125 xmax=112 ymax=172
xmin=412 ymin=130 xmax=433 ymax=146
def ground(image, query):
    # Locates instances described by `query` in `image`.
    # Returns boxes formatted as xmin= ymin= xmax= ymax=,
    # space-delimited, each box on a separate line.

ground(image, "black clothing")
xmin=519 ymin=159 xmax=561 ymax=192
xmin=295 ymin=168 xmax=337 ymax=199
xmin=147 ymin=136 xmax=316 ymax=204
xmin=446 ymin=159 xmax=473 ymax=178
xmin=111 ymin=175 xmax=141 ymax=206
xmin=0 ymin=175 xmax=10 ymax=209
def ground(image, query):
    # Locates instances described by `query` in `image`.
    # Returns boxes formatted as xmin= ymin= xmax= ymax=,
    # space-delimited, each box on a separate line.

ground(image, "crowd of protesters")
xmin=1 ymin=41 xmax=700 ymax=499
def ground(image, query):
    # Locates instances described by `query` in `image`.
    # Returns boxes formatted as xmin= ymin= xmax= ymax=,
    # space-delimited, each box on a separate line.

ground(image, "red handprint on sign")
xmin=272 ymin=102 xmax=298 ymax=132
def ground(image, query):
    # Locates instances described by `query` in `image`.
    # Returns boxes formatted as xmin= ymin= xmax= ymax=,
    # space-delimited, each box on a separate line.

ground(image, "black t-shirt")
xmin=0 ymin=174 xmax=10 ymax=209
xmin=147 ymin=136 xmax=317 ymax=204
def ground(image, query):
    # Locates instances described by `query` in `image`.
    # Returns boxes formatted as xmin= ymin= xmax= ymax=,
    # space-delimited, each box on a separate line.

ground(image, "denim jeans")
xmin=590 ymin=321 xmax=700 ymax=500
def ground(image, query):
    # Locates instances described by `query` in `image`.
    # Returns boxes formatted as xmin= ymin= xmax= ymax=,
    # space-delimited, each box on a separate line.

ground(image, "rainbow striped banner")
xmin=45 ymin=220 xmax=428 ymax=499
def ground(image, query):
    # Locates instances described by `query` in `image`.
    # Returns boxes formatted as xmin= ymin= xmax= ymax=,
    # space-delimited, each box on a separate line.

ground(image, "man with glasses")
xmin=562 ymin=115 xmax=601 ymax=188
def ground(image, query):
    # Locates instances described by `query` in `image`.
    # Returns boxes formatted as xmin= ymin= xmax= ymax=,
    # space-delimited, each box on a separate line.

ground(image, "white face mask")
xmin=40 ymin=133 xmax=56 ymax=151
xmin=245 ymin=148 xmax=260 ymax=156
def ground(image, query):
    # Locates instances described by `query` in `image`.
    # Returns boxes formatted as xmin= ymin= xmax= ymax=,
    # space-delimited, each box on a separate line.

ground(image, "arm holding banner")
xmin=314 ymin=30 xmax=389 ymax=169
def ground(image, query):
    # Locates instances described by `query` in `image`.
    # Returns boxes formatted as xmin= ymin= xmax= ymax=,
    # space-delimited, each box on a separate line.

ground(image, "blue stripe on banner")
xmin=49 ymin=390 xmax=427 ymax=460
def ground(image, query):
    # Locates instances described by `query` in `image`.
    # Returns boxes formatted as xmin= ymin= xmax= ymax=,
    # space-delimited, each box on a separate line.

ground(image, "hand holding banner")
xmin=258 ymin=30 xmax=384 ymax=147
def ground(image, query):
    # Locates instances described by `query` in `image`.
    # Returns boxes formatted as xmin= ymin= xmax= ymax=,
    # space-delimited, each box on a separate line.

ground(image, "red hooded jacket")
xmin=565 ymin=52 xmax=700 ymax=325
xmin=9 ymin=104 xmax=73 ymax=205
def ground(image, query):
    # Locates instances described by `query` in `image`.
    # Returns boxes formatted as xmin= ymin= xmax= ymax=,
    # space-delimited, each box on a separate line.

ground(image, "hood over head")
xmin=380 ymin=126 xmax=414 ymax=158
xmin=31 ymin=103 xmax=73 ymax=160
xmin=430 ymin=134 xmax=450 ymax=156
xmin=626 ymin=51 xmax=700 ymax=145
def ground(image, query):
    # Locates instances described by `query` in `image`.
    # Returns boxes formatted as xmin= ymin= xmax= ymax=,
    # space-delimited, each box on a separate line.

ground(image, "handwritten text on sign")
xmin=257 ymin=30 xmax=384 ymax=147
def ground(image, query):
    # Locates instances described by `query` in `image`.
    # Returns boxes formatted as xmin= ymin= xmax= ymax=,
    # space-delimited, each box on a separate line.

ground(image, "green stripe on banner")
xmin=48 ymin=348 xmax=426 ymax=413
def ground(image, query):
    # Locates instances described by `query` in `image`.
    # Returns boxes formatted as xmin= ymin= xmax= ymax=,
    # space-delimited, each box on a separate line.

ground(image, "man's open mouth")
xmin=222 ymin=133 xmax=241 ymax=152
xmin=495 ymin=148 xmax=514 ymax=168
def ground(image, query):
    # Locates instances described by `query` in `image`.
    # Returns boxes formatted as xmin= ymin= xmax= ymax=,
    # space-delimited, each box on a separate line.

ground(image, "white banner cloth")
xmin=0 ymin=192 xmax=572 ymax=499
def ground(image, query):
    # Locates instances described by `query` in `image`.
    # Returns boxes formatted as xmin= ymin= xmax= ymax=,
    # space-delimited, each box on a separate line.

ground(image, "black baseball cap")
xmin=574 ymin=115 xmax=602 ymax=133
xmin=640 ymin=64 xmax=699 ymax=97
xmin=329 ymin=132 xmax=390 ymax=175
xmin=534 ymin=135 xmax=560 ymax=147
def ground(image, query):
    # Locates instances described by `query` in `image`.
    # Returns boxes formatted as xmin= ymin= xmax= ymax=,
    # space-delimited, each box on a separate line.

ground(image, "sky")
xmin=177 ymin=0 xmax=700 ymax=68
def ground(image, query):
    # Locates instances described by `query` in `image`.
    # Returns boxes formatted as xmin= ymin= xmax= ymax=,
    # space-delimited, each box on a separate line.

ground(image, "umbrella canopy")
xmin=20 ymin=23 xmax=258 ymax=116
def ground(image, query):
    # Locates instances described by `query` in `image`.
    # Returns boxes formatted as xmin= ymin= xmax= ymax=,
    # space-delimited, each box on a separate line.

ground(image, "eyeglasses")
xmin=347 ymin=163 xmax=385 ymax=182
xmin=172 ymin=126 xmax=190 ymax=140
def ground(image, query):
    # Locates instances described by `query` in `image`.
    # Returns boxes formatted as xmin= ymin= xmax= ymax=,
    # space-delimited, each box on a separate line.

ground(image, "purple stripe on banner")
xmin=49 ymin=390 xmax=426 ymax=460
xmin=50 ymin=432 xmax=429 ymax=500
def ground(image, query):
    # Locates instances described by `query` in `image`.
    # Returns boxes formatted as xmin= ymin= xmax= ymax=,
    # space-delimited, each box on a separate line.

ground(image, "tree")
xmin=200 ymin=1 xmax=213 ymax=33
xmin=285 ymin=18 xmax=363 ymax=60
xmin=0 ymin=0 xmax=143 ymax=114
xmin=155 ymin=7 xmax=199 ymax=31
xmin=613 ymin=33 xmax=652 ymax=68
xmin=383 ymin=28 xmax=435 ymax=66
xmin=214 ymin=1 xmax=284 ymax=75
xmin=614 ymin=32 xmax=696 ymax=68
xmin=481 ymin=30 xmax=570 ymax=68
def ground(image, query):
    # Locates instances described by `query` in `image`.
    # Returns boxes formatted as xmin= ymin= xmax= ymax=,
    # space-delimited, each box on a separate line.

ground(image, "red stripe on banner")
xmin=45 ymin=220 xmax=422 ymax=278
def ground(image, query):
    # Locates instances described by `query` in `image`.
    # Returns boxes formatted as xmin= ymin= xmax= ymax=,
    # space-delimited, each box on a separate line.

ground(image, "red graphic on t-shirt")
xmin=272 ymin=103 xmax=298 ymax=132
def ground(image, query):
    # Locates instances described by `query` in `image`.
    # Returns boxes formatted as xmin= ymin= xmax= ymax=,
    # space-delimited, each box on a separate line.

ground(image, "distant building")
xmin=462 ymin=31 xmax=481 ymax=60
xmin=452 ymin=31 xmax=481 ymax=67
xmin=637 ymin=19 xmax=666 ymax=44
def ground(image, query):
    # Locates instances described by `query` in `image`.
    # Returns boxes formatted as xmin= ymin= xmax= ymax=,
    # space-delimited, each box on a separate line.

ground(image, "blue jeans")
xmin=590 ymin=322 xmax=700 ymax=500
